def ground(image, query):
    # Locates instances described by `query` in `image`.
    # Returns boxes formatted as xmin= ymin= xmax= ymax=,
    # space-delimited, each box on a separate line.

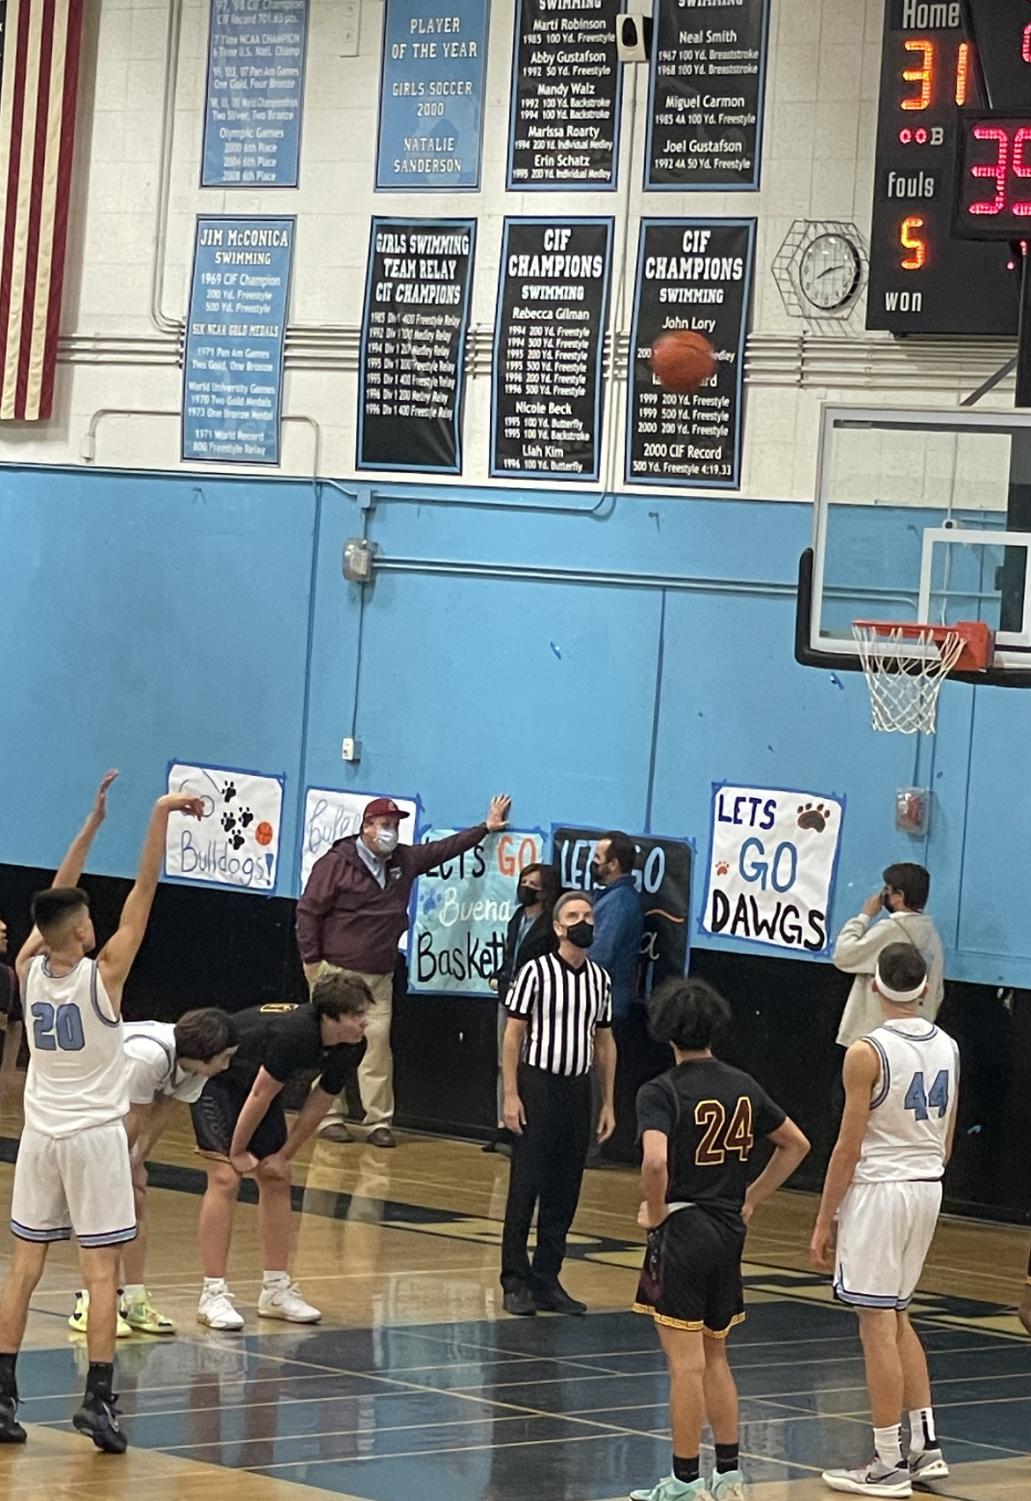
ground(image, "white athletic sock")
xmin=262 ymin=1270 xmax=289 ymax=1290
xmin=202 ymin=1277 xmax=228 ymax=1295
xmin=909 ymin=1407 xmax=936 ymax=1455
xmin=121 ymin=1284 xmax=144 ymax=1303
xmin=873 ymin=1424 xmax=903 ymax=1469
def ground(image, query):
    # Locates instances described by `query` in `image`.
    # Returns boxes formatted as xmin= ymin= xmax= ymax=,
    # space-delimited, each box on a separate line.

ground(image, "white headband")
xmin=874 ymin=963 xmax=926 ymax=1005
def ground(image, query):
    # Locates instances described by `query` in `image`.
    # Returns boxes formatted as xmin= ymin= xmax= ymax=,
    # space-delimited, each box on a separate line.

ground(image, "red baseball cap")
xmin=362 ymin=797 xmax=411 ymax=823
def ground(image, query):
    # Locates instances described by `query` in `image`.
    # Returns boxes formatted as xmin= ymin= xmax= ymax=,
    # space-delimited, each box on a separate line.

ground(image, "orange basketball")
xmin=650 ymin=330 xmax=717 ymax=393
xmin=255 ymin=821 xmax=274 ymax=847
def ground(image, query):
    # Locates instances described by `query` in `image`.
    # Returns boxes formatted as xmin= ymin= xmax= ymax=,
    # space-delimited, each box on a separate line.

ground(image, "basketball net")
xmin=852 ymin=623 xmax=966 ymax=735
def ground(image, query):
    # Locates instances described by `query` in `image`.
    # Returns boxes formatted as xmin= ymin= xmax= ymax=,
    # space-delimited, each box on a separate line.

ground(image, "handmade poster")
xmin=164 ymin=762 xmax=285 ymax=893
xmin=182 ymin=217 xmax=294 ymax=464
xmin=201 ymin=0 xmax=309 ymax=187
xmin=410 ymin=828 xmax=546 ymax=995
xmin=551 ymin=826 xmax=693 ymax=993
xmin=300 ymin=788 xmax=418 ymax=894
xmin=376 ymin=0 xmax=489 ymax=190
xmin=700 ymin=784 xmax=845 ymax=955
xmin=626 ymin=218 xmax=754 ymax=489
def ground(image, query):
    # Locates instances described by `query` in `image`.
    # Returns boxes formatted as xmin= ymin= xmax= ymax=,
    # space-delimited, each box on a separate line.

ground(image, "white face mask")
xmin=374 ymin=827 xmax=399 ymax=855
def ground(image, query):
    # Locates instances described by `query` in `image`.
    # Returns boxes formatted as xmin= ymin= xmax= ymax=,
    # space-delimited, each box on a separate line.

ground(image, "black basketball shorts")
xmin=191 ymin=1073 xmax=288 ymax=1163
xmin=633 ymin=1206 xmax=747 ymax=1338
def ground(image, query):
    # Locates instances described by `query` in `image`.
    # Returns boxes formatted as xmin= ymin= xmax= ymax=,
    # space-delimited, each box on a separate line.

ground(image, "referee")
xmin=499 ymin=891 xmax=616 ymax=1316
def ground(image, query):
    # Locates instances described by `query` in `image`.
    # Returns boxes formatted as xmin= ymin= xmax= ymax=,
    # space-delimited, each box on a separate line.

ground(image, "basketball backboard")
xmin=797 ymin=405 xmax=1031 ymax=688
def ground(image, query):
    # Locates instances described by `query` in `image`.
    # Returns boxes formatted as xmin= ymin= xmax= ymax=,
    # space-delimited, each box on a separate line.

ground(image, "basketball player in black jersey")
xmin=630 ymin=978 xmax=810 ymax=1501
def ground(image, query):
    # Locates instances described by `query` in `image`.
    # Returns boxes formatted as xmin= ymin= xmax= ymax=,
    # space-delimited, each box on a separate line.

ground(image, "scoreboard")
xmin=867 ymin=1 xmax=1019 ymax=335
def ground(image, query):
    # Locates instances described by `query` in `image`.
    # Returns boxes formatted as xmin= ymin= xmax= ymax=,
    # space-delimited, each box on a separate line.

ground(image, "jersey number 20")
xmin=904 ymin=1068 xmax=950 ymax=1122
xmin=31 ymin=1002 xmax=86 ymax=1052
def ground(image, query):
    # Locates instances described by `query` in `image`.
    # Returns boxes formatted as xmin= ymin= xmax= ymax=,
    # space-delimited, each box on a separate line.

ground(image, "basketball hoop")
xmin=851 ymin=620 xmax=994 ymax=735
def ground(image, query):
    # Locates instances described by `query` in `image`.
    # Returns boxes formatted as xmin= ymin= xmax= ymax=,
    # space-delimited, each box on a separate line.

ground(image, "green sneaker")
xmin=710 ymin=1469 xmax=745 ymax=1500
xmin=121 ymin=1292 xmax=175 ymax=1335
xmin=68 ymin=1290 xmax=132 ymax=1338
xmin=630 ymin=1477 xmax=712 ymax=1501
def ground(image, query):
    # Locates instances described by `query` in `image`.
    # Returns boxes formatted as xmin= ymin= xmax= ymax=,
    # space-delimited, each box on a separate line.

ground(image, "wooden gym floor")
xmin=0 ymin=1086 xmax=1028 ymax=1501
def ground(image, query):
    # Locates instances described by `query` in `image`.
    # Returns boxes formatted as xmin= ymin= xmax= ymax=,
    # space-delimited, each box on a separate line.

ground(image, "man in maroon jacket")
xmin=296 ymin=793 xmax=511 ymax=1147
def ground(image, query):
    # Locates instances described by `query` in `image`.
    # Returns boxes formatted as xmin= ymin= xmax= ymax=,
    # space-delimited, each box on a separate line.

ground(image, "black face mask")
xmin=565 ymin=920 xmax=595 ymax=950
xmin=589 ymin=861 xmax=606 ymax=885
xmin=516 ymin=883 xmax=539 ymax=907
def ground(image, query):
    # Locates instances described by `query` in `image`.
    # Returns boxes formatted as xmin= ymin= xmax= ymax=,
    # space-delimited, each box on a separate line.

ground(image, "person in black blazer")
xmin=485 ymin=863 xmax=561 ymax=1153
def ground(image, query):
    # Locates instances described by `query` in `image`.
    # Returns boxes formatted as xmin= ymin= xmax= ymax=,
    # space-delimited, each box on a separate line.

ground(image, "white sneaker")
xmin=257 ymin=1281 xmax=321 ymax=1323
xmin=197 ymin=1287 xmax=245 ymax=1331
xmin=909 ymin=1449 xmax=949 ymax=1484
xmin=822 ymin=1460 xmax=912 ymax=1496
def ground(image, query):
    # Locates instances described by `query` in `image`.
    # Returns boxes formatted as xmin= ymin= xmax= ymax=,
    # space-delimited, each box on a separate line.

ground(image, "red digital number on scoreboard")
xmin=955 ymin=117 xmax=1031 ymax=236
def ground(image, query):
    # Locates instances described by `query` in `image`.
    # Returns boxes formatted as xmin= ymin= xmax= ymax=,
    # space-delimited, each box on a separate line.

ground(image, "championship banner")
xmin=202 ymin=0 xmax=309 ymax=188
xmin=699 ymin=783 xmax=845 ymax=955
xmin=0 ymin=0 xmax=85 ymax=421
xmin=410 ymin=828 xmax=546 ymax=996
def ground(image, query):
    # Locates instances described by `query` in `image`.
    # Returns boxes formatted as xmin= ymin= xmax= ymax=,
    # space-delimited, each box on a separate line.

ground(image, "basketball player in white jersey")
xmin=0 ymin=780 xmax=203 ymax=1453
xmin=68 ymin=1009 xmax=237 ymax=1338
xmin=811 ymin=942 xmax=959 ymax=1498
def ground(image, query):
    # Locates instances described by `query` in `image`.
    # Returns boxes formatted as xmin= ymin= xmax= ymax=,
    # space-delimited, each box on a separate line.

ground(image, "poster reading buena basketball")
xmin=625 ymin=219 xmax=755 ymax=490
xmin=700 ymin=783 xmax=845 ymax=956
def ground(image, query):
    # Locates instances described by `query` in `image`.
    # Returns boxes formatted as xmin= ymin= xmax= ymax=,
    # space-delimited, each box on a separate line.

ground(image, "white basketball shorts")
xmin=11 ymin=1121 xmax=136 ymax=1248
xmin=834 ymin=1179 xmax=942 ymax=1311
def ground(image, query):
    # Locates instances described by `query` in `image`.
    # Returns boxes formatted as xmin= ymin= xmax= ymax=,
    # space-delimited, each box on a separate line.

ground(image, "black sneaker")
xmin=533 ymin=1282 xmax=587 ymax=1315
xmin=73 ymin=1392 xmax=127 ymax=1454
xmin=502 ymin=1286 xmax=537 ymax=1316
xmin=0 ymin=1394 xmax=26 ymax=1443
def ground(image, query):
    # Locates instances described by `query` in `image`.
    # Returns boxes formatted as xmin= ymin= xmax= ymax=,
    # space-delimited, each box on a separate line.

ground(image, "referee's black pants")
xmin=501 ymin=1063 xmax=592 ymax=1292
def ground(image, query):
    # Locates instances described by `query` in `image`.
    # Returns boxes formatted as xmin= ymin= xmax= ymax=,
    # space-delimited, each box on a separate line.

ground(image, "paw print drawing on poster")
xmin=715 ymin=860 xmax=730 ymax=877
xmin=229 ymin=829 xmax=246 ymax=851
xmin=221 ymin=812 xmax=237 ymax=833
xmin=238 ymin=806 xmax=254 ymax=829
xmin=797 ymin=802 xmax=831 ymax=833
xmin=222 ymin=781 xmax=237 ymax=803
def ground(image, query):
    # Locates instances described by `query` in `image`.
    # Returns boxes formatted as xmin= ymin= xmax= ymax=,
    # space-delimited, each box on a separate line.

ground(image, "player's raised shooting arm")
xmin=98 ymin=793 xmax=204 ymax=1000
xmin=16 ymin=771 xmax=119 ymax=979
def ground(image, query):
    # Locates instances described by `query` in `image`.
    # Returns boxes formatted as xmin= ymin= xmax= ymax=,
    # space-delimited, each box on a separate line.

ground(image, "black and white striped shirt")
xmin=505 ymin=953 xmax=613 ymax=1078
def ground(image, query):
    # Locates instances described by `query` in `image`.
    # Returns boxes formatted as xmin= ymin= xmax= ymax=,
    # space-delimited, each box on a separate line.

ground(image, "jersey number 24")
xmin=694 ymin=1097 xmax=754 ymax=1165
xmin=904 ymin=1068 xmax=950 ymax=1122
xmin=31 ymin=1001 xmax=86 ymax=1052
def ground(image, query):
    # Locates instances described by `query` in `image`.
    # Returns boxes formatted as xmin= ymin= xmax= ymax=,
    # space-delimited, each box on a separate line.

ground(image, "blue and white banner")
xmin=202 ymin=0 xmax=309 ymax=188
xmin=410 ymin=828 xmax=546 ymax=996
xmin=182 ymin=217 xmax=294 ymax=465
xmin=699 ymin=783 xmax=845 ymax=956
xmin=376 ymin=0 xmax=490 ymax=190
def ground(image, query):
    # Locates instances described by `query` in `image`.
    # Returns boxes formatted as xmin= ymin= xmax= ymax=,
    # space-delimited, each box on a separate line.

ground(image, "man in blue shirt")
xmin=590 ymin=833 xmax=647 ymax=1162
xmin=591 ymin=832 xmax=644 ymax=1015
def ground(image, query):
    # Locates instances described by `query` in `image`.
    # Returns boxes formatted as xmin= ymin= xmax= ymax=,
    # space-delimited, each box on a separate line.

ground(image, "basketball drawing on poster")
xmin=300 ymin=787 xmax=419 ymax=894
xmin=700 ymin=784 xmax=845 ymax=955
xmin=165 ymin=762 xmax=285 ymax=893
xmin=411 ymin=829 xmax=546 ymax=995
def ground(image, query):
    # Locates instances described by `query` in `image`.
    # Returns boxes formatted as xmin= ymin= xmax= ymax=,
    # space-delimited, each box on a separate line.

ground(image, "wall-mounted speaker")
xmin=616 ymin=15 xmax=652 ymax=63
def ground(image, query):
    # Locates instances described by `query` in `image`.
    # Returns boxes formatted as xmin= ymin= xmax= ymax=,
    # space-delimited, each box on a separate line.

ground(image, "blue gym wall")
xmin=2 ymin=462 xmax=1029 ymax=989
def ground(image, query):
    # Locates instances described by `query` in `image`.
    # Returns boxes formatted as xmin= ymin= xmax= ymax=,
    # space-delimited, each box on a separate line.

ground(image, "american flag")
xmin=0 ymin=0 xmax=83 ymax=421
